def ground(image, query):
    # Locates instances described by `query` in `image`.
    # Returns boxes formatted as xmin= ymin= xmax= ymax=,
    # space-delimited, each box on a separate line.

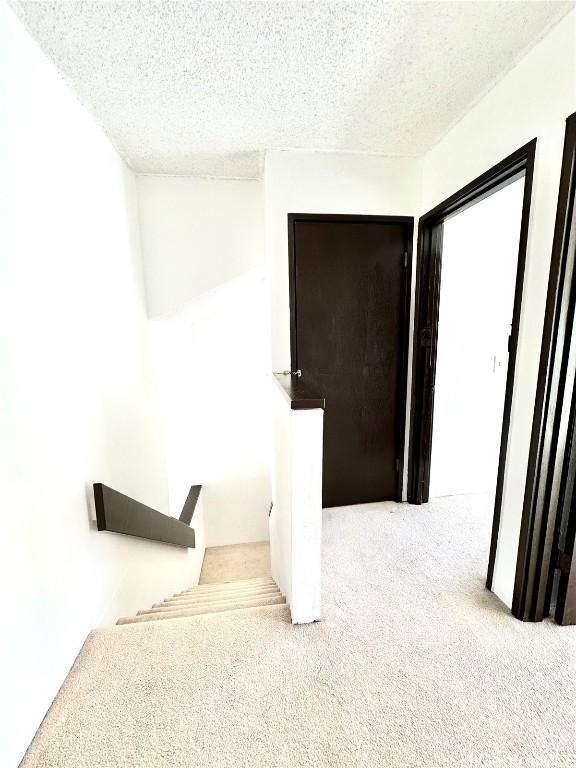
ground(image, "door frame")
xmin=516 ymin=113 xmax=576 ymax=623
xmin=287 ymin=213 xmax=414 ymax=502
xmin=406 ymin=141 xmax=537 ymax=590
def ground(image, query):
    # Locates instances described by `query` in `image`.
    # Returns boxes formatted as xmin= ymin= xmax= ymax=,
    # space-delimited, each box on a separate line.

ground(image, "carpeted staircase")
xmin=117 ymin=576 xmax=285 ymax=624
xmin=17 ymin=497 xmax=576 ymax=768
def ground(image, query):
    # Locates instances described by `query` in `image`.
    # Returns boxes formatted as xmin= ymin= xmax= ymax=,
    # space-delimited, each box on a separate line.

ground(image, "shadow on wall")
xmin=137 ymin=175 xmax=265 ymax=319
xmin=151 ymin=270 xmax=272 ymax=548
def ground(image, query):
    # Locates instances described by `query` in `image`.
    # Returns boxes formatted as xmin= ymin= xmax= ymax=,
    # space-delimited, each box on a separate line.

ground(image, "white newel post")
xmin=270 ymin=375 xmax=324 ymax=624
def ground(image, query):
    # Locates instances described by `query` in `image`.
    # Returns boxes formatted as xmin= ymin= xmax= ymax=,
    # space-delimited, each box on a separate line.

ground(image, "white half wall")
xmin=138 ymin=175 xmax=271 ymax=546
xmin=421 ymin=10 xmax=576 ymax=608
xmin=270 ymin=383 xmax=323 ymax=623
xmin=0 ymin=5 xmax=205 ymax=765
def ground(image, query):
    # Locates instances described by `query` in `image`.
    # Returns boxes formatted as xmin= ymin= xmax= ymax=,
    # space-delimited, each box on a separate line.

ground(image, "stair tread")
xmin=175 ymin=577 xmax=274 ymax=596
xmin=117 ymin=575 xmax=282 ymax=626
xmin=116 ymin=601 xmax=288 ymax=627
xmin=174 ymin=584 xmax=276 ymax=600
xmin=140 ymin=593 xmax=283 ymax=616
xmin=119 ymin=594 xmax=286 ymax=624
xmin=160 ymin=587 xmax=280 ymax=605
xmin=185 ymin=576 xmax=273 ymax=588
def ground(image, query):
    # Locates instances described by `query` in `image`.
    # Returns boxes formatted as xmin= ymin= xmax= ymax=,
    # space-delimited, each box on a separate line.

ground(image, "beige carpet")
xmin=117 ymin=577 xmax=285 ymax=624
xmin=199 ymin=540 xmax=271 ymax=584
xmin=21 ymin=494 xmax=576 ymax=767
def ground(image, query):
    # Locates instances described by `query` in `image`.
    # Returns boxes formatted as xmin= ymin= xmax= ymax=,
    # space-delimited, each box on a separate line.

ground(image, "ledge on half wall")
xmin=272 ymin=372 xmax=325 ymax=410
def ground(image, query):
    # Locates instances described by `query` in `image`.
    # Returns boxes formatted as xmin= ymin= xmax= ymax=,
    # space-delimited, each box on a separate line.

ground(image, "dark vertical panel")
xmin=487 ymin=150 xmax=536 ymax=593
xmin=419 ymin=224 xmax=444 ymax=504
xmin=408 ymin=222 xmax=443 ymax=504
xmin=556 ymin=376 xmax=576 ymax=625
xmin=396 ymin=221 xmax=414 ymax=498
xmin=179 ymin=485 xmax=202 ymax=525
xmin=513 ymin=114 xmax=576 ymax=621
xmin=290 ymin=215 xmax=412 ymax=508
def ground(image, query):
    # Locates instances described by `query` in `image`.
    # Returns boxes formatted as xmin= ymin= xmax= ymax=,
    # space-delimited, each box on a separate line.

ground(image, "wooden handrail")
xmin=93 ymin=483 xmax=201 ymax=548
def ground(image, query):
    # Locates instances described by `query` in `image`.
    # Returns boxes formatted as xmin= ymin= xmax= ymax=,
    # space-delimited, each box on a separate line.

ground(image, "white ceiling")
xmin=9 ymin=1 xmax=574 ymax=178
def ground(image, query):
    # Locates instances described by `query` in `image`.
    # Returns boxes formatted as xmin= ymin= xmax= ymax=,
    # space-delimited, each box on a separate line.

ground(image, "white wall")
xmin=0 ymin=5 xmax=204 ymax=765
xmin=138 ymin=176 xmax=265 ymax=318
xmin=138 ymin=176 xmax=271 ymax=546
xmin=422 ymin=10 xmax=576 ymax=607
xmin=2 ymin=13 xmax=572 ymax=765
xmin=430 ymin=178 xmax=525 ymax=498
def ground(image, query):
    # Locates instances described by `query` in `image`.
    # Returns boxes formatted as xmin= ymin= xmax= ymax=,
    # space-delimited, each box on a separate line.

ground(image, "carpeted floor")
xmin=199 ymin=540 xmax=271 ymax=584
xmin=21 ymin=494 xmax=576 ymax=767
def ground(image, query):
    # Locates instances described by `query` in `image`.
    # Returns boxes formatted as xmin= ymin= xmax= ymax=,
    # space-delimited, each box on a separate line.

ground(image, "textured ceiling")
xmin=9 ymin=1 xmax=574 ymax=178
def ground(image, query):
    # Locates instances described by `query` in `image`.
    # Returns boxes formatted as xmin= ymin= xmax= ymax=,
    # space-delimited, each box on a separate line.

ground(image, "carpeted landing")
xmin=21 ymin=494 xmax=576 ymax=767
xmin=199 ymin=541 xmax=271 ymax=584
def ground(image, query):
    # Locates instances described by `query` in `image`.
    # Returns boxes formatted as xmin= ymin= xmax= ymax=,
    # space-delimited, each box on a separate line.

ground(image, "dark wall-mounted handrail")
xmin=94 ymin=483 xmax=201 ymax=548
xmin=179 ymin=485 xmax=202 ymax=525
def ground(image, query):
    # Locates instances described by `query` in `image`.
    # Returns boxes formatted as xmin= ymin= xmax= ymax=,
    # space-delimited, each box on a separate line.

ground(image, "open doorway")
xmin=429 ymin=177 xmax=525 ymax=499
xmin=408 ymin=140 xmax=536 ymax=590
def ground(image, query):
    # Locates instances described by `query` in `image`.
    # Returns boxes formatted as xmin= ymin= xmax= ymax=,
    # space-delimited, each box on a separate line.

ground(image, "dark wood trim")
xmin=396 ymin=220 xmax=415 ymax=501
xmin=488 ymin=143 xmax=536 ymax=591
xmin=94 ymin=483 xmax=198 ymax=548
xmin=288 ymin=214 xmax=415 ymax=224
xmin=555 ymin=379 xmax=576 ymax=625
xmin=421 ymin=160 xmax=528 ymax=227
xmin=287 ymin=213 xmax=414 ymax=502
xmin=407 ymin=221 xmax=443 ymax=503
xmin=288 ymin=215 xmax=298 ymax=371
xmin=406 ymin=140 xmax=537 ymax=595
xmin=514 ymin=113 xmax=576 ymax=621
xmin=179 ymin=484 xmax=202 ymax=525
xmin=273 ymin=372 xmax=325 ymax=410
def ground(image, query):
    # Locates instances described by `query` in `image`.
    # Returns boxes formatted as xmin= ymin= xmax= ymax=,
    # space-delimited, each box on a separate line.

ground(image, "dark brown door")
xmin=290 ymin=215 xmax=412 ymax=508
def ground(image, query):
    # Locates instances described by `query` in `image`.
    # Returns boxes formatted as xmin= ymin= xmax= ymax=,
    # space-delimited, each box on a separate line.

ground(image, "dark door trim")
xmin=514 ymin=113 xmax=576 ymax=622
xmin=555 ymin=381 xmax=576 ymax=625
xmin=407 ymin=140 xmax=537 ymax=590
xmin=288 ymin=213 xmax=414 ymax=502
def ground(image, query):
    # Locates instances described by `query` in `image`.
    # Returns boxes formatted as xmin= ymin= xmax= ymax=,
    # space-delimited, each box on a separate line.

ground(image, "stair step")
xmin=173 ymin=584 xmax=278 ymax=600
xmin=174 ymin=577 xmax=274 ymax=597
xmin=139 ymin=592 xmax=283 ymax=616
xmin=158 ymin=586 xmax=280 ymax=607
xmin=118 ymin=594 xmax=285 ymax=624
